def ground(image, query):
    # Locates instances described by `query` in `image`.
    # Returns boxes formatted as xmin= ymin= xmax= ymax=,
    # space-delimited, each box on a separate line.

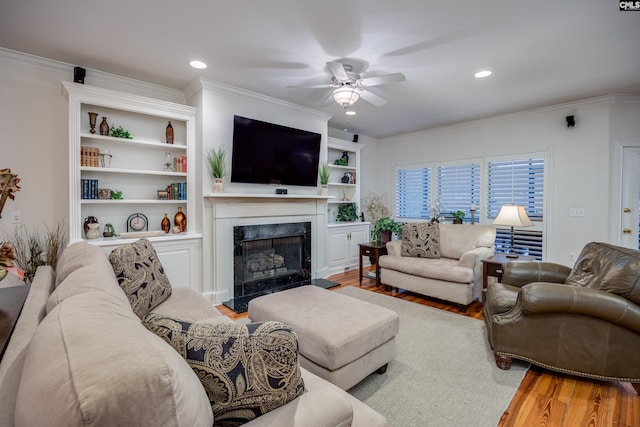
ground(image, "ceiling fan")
xmin=290 ymin=60 xmax=406 ymax=109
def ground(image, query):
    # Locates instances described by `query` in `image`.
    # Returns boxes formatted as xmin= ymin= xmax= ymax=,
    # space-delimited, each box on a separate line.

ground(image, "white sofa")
xmin=0 ymin=241 xmax=386 ymax=427
xmin=379 ymin=223 xmax=496 ymax=306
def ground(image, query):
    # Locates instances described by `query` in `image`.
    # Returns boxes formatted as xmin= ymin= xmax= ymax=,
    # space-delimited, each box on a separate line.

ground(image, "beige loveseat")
xmin=0 ymin=241 xmax=386 ymax=427
xmin=379 ymin=223 xmax=496 ymax=306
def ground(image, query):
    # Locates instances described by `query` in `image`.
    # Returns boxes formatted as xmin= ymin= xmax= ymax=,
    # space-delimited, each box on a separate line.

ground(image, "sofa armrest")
xmin=242 ymin=387 xmax=353 ymax=427
xmin=385 ymin=240 xmax=402 ymax=257
xmin=502 ymin=261 xmax=572 ymax=288
xmin=458 ymin=246 xmax=494 ymax=269
xmin=516 ymin=283 xmax=640 ymax=334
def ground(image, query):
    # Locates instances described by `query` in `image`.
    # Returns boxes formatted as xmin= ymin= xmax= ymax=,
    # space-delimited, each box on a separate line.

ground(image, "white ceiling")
xmin=1 ymin=1 xmax=639 ymax=138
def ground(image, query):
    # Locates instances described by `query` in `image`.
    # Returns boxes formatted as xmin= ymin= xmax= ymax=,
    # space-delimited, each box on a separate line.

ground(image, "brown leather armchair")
xmin=483 ymin=242 xmax=640 ymax=393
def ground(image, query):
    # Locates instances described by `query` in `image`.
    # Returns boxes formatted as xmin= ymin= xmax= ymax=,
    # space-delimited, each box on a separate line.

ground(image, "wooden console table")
xmin=359 ymin=241 xmax=388 ymax=288
xmin=0 ymin=284 xmax=29 ymax=361
xmin=482 ymin=253 xmax=536 ymax=288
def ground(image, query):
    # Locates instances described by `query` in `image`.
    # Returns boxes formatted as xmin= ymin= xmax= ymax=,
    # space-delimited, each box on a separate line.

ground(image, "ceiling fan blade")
xmin=326 ymin=61 xmax=349 ymax=81
xmin=357 ymin=89 xmax=387 ymax=107
xmin=357 ymin=72 xmax=406 ymax=87
xmin=287 ymin=83 xmax=336 ymax=89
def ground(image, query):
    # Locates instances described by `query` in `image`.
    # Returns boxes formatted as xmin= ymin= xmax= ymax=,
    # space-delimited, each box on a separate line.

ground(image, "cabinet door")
xmin=328 ymin=230 xmax=349 ymax=265
xmin=348 ymin=228 xmax=369 ymax=261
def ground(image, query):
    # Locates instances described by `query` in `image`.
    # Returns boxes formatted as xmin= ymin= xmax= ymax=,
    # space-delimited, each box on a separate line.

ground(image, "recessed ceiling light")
xmin=189 ymin=60 xmax=207 ymax=69
xmin=345 ymin=110 xmax=357 ymax=116
xmin=474 ymin=70 xmax=492 ymax=78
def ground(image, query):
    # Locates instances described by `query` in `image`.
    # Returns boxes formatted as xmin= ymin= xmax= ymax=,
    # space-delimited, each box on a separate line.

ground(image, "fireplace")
xmin=224 ymin=221 xmax=312 ymax=312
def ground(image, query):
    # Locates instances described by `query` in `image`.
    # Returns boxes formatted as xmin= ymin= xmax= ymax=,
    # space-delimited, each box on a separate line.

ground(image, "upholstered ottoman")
xmin=248 ymin=285 xmax=399 ymax=390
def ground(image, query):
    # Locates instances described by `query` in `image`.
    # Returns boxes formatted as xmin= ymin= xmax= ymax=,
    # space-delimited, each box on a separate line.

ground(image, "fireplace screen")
xmin=233 ymin=222 xmax=311 ymax=299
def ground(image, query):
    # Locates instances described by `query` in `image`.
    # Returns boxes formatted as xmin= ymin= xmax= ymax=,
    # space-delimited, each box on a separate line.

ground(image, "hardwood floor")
xmin=216 ymin=269 xmax=640 ymax=426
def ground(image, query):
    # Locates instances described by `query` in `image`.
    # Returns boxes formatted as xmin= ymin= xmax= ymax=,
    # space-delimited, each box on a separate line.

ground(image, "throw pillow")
xmin=401 ymin=222 xmax=441 ymax=258
xmin=143 ymin=314 xmax=305 ymax=427
xmin=109 ymin=238 xmax=172 ymax=318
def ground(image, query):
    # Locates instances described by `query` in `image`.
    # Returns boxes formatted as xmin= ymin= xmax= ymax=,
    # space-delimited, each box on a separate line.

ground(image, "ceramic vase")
xmin=213 ymin=178 xmax=224 ymax=193
xmin=99 ymin=117 xmax=109 ymax=136
xmin=174 ymin=207 xmax=186 ymax=233
xmin=161 ymin=213 xmax=171 ymax=233
xmin=320 ymin=185 xmax=328 ymax=196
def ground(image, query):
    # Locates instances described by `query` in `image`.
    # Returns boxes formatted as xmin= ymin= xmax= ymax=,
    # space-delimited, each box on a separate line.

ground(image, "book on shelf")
xmin=80 ymin=146 xmax=99 ymax=167
xmin=80 ymin=179 xmax=99 ymax=199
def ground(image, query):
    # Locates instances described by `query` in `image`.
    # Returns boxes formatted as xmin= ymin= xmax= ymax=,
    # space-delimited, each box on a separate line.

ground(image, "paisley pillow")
xmin=143 ymin=314 xmax=305 ymax=426
xmin=401 ymin=222 xmax=441 ymax=258
xmin=109 ymin=238 xmax=172 ymax=318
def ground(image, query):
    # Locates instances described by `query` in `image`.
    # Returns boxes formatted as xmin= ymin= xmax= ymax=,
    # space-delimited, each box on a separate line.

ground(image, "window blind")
xmin=395 ymin=167 xmax=431 ymax=219
xmin=487 ymin=158 xmax=544 ymax=220
xmin=436 ymin=163 xmax=480 ymax=222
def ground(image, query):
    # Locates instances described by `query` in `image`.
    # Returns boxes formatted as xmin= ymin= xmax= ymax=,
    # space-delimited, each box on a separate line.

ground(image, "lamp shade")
xmin=332 ymin=86 xmax=360 ymax=107
xmin=492 ymin=205 xmax=534 ymax=227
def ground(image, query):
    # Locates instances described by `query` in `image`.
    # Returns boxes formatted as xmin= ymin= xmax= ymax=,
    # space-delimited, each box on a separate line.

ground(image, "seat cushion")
xmin=109 ymin=238 xmax=172 ymax=318
xmin=248 ymin=285 xmax=399 ymax=371
xmin=143 ymin=314 xmax=305 ymax=426
xmin=379 ymin=255 xmax=473 ymax=284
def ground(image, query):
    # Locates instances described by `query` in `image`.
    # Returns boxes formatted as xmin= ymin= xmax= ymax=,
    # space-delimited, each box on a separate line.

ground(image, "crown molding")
xmin=184 ymin=77 xmax=332 ymax=121
xmin=0 ymin=47 xmax=186 ymax=104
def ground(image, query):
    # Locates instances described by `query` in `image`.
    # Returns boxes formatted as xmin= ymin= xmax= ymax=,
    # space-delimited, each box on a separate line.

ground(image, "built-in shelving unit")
xmin=326 ymin=137 xmax=369 ymax=273
xmin=63 ymin=81 xmax=202 ymax=292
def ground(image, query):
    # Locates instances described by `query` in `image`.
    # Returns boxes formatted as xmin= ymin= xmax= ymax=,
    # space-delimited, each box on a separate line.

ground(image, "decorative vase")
xmin=161 ymin=213 xmax=171 ymax=233
xmin=85 ymin=222 xmax=100 ymax=240
xmin=341 ymin=173 xmax=351 ymax=183
xmin=88 ymin=112 xmax=98 ymax=134
xmin=320 ymin=185 xmax=328 ymax=196
xmin=213 ymin=178 xmax=224 ymax=193
xmin=166 ymin=121 xmax=174 ymax=144
xmin=174 ymin=207 xmax=186 ymax=233
xmin=83 ymin=216 xmax=98 ymax=237
xmin=99 ymin=117 xmax=109 ymax=136
xmin=341 ymin=151 xmax=349 ymax=165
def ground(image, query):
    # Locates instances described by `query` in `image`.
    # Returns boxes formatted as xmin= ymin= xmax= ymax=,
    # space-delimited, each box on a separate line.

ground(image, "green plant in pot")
xmin=207 ymin=146 xmax=226 ymax=192
xmin=319 ymin=163 xmax=330 ymax=195
xmin=336 ymin=203 xmax=359 ymax=222
xmin=450 ymin=210 xmax=465 ymax=224
xmin=372 ymin=217 xmax=403 ymax=243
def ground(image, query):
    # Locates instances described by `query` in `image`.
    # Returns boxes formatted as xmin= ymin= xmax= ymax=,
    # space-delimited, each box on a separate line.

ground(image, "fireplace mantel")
xmin=203 ymin=193 xmax=330 ymax=304
xmin=204 ymin=192 xmax=333 ymax=200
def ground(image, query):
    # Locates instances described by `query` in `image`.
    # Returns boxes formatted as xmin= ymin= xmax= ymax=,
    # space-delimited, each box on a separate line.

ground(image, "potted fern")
xmin=207 ymin=146 xmax=226 ymax=193
xmin=450 ymin=210 xmax=465 ymax=224
xmin=372 ymin=217 xmax=403 ymax=243
xmin=319 ymin=163 xmax=330 ymax=196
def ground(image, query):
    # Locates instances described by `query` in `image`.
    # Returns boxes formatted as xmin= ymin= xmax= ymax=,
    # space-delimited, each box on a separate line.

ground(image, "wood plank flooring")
xmin=216 ymin=269 xmax=640 ymax=426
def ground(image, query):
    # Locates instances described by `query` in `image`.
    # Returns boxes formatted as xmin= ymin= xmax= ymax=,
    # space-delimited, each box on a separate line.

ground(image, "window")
xmin=487 ymin=157 xmax=544 ymax=220
xmin=487 ymin=156 xmax=545 ymax=259
xmin=395 ymin=167 xmax=431 ymax=219
xmin=436 ymin=162 xmax=480 ymax=222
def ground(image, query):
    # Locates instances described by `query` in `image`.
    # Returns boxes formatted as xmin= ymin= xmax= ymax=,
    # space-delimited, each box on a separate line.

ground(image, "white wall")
xmin=371 ymin=96 xmax=639 ymax=265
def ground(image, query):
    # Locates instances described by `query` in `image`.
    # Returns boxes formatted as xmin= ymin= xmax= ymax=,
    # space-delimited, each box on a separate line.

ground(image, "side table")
xmin=358 ymin=241 xmax=388 ymax=288
xmin=482 ymin=253 xmax=536 ymax=289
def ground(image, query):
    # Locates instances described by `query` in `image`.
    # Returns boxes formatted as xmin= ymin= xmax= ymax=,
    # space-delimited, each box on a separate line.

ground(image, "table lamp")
xmin=492 ymin=204 xmax=533 ymax=258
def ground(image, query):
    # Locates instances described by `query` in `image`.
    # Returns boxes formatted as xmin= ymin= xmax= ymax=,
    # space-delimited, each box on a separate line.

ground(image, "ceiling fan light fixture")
xmin=345 ymin=109 xmax=357 ymax=116
xmin=332 ymin=86 xmax=360 ymax=107
xmin=474 ymin=70 xmax=492 ymax=78
xmin=189 ymin=60 xmax=207 ymax=69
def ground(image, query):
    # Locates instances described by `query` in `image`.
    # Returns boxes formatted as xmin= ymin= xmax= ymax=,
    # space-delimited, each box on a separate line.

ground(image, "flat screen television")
xmin=230 ymin=115 xmax=322 ymax=187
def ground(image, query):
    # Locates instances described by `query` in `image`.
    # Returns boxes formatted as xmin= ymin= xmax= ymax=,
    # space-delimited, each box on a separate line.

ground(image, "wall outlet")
xmin=11 ymin=210 xmax=21 ymax=223
xmin=569 ymin=207 xmax=585 ymax=217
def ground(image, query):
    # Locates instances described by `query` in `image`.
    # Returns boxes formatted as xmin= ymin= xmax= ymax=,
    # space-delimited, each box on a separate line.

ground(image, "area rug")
xmin=336 ymin=286 xmax=529 ymax=427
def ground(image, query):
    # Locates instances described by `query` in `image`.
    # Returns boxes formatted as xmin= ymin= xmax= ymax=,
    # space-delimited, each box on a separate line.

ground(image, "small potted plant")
xmin=372 ymin=217 xmax=403 ymax=243
xmin=336 ymin=203 xmax=359 ymax=222
xmin=319 ymin=163 xmax=330 ymax=196
xmin=207 ymin=146 xmax=226 ymax=193
xmin=450 ymin=210 xmax=465 ymax=224
xmin=103 ymin=223 xmax=117 ymax=238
